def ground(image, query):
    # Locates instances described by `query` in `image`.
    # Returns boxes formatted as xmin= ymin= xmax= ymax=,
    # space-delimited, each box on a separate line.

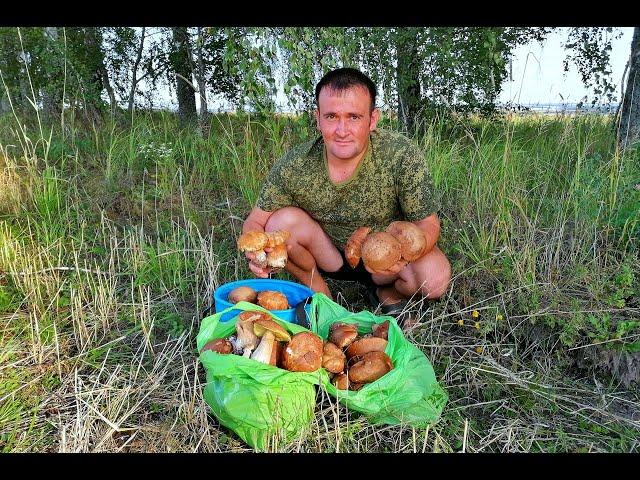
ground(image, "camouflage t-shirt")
xmin=256 ymin=128 xmax=440 ymax=250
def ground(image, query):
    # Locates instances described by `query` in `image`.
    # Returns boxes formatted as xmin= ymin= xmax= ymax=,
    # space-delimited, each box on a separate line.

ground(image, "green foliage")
xmin=563 ymin=27 xmax=622 ymax=105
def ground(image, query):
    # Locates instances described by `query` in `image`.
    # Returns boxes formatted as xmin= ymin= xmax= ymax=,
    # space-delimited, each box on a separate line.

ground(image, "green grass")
xmin=0 ymin=107 xmax=638 ymax=452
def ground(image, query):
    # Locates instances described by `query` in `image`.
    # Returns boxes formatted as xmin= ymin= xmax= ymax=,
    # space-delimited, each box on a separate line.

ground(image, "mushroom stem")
xmin=251 ymin=331 xmax=276 ymax=364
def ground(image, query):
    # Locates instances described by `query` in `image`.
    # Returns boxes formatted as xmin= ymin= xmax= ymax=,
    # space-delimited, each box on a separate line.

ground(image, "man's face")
xmin=315 ymin=85 xmax=380 ymax=162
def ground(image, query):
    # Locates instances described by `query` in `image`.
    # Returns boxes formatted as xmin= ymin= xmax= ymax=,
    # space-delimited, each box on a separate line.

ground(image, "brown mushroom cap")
xmin=332 ymin=373 xmax=350 ymax=390
xmin=265 ymin=230 xmax=290 ymax=248
xmin=329 ymin=322 xmax=359 ymax=349
xmin=228 ymin=286 xmax=258 ymax=304
xmin=348 ymin=351 xmax=394 ymax=383
xmin=281 ymin=332 xmax=323 ymax=372
xmin=345 ymin=336 xmax=388 ymax=359
xmin=361 ymin=232 xmax=402 ymax=271
xmin=322 ymin=341 xmax=346 ymax=374
xmin=266 ymin=243 xmax=288 ymax=269
xmin=237 ymin=231 xmax=269 ymax=252
xmin=386 ymin=221 xmax=427 ymax=262
xmin=253 ymin=318 xmax=292 ymax=342
xmin=344 ymin=226 xmax=371 ymax=268
xmin=238 ymin=310 xmax=271 ymax=323
xmin=257 ymin=290 xmax=289 ymax=310
xmin=372 ymin=320 xmax=390 ymax=340
xmin=201 ymin=338 xmax=233 ymax=354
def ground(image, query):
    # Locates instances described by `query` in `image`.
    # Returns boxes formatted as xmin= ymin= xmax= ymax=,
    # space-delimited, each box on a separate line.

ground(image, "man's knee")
xmin=264 ymin=207 xmax=311 ymax=232
xmin=420 ymin=259 xmax=451 ymax=299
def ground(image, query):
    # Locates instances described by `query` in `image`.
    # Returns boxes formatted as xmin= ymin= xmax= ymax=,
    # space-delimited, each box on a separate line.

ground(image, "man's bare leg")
xmin=376 ymin=285 xmax=407 ymax=305
xmin=372 ymin=246 xmax=452 ymax=303
xmin=283 ymin=245 xmax=333 ymax=297
xmin=264 ymin=207 xmax=343 ymax=297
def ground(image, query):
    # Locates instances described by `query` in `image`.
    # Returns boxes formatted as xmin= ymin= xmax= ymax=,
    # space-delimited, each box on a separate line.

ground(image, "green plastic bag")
xmin=309 ymin=293 xmax=448 ymax=427
xmin=197 ymin=301 xmax=322 ymax=451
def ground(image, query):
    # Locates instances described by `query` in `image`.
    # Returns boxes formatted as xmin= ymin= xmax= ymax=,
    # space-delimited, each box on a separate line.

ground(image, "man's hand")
xmin=246 ymin=245 xmax=291 ymax=278
xmin=364 ymin=258 xmax=408 ymax=277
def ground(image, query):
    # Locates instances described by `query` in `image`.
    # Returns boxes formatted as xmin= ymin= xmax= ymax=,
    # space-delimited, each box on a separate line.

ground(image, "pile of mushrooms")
xmin=227 ymin=285 xmax=290 ymax=310
xmin=345 ymin=221 xmax=427 ymax=271
xmin=324 ymin=320 xmax=393 ymax=391
xmin=201 ymin=311 xmax=323 ymax=372
xmin=237 ymin=230 xmax=290 ymax=269
xmin=200 ymin=313 xmax=394 ymax=388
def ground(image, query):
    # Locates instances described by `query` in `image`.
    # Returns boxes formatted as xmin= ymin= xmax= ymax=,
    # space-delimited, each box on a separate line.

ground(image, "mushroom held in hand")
xmin=265 ymin=230 xmax=290 ymax=248
xmin=345 ymin=336 xmax=388 ymax=359
xmin=281 ymin=332 xmax=323 ymax=372
xmin=329 ymin=322 xmax=359 ymax=349
xmin=344 ymin=226 xmax=371 ymax=268
xmin=201 ymin=338 xmax=233 ymax=354
xmin=348 ymin=351 xmax=394 ymax=383
xmin=361 ymin=232 xmax=402 ymax=271
xmin=228 ymin=286 xmax=258 ymax=304
xmin=322 ymin=341 xmax=346 ymax=374
xmin=257 ymin=290 xmax=289 ymax=310
xmin=385 ymin=221 xmax=427 ymax=262
xmin=237 ymin=230 xmax=290 ymax=269
xmin=266 ymin=243 xmax=287 ymax=269
xmin=237 ymin=231 xmax=269 ymax=268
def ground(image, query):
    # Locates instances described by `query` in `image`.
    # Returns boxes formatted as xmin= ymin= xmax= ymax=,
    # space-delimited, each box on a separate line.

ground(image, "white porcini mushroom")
xmin=235 ymin=312 xmax=261 ymax=357
xmin=250 ymin=331 xmax=276 ymax=364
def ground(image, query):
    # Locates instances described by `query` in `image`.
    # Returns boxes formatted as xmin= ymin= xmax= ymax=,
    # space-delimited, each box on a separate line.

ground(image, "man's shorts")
xmin=316 ymin=250 xmax=378 ymax=292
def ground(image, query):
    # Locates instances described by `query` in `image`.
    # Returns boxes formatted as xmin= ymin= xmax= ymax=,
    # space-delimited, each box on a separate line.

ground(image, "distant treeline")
xmin=0 ymin=27 xmax=637 ymax=145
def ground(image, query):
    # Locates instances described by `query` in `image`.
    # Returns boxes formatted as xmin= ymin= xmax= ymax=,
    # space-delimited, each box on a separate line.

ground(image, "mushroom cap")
xmin=281 ymin=332 xmax=323 ymax=372
xmin=265 ymin=230 xmax=290 ymax=248
xmin=344 ymin=226 xmax=371 ymax=268
xmin=386 ymin=221 xmax=427 ymax=262
xmin=329 ymin=322 xmax=359 ymax=349
xmin=372 ymin=320 xmax=390 ymax=340
xmin=201 ymin=338 xmax=233 ymax=354
xmin=348 ymin=351 xmax=394 ymax=383
xmin=238 ymin=310 xmax=271 ymax=323
xmin=228 ymin=286 xmax=258 ymax=304
xmin=322 ymin=341 xmax=346 ymax=374
xmin=237 ymin=231 xmax=269 ymax=252
xmin=332 ymin=372 xmax=350 ymax=390
xmin=266 ymin=243 xmax=288 ymax=269
xmin=236 ymin=311 xmax=267 ymax=354
xmin=349 ymin=382 xmax=364 ymax=391
xmin=257 ymin=290 xmax=289 ymax=310
xmin=253 ymin=318 xmax=292 ymax=342
xmin=345 ymin=336 xmax=388 ymax=359
xmin=361 ymin=232 xmax=402 ymax=271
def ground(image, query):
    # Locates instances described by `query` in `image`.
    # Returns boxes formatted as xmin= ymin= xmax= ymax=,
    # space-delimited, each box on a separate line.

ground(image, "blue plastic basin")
xmin=214 ymin=279 xmax=314 ymax=324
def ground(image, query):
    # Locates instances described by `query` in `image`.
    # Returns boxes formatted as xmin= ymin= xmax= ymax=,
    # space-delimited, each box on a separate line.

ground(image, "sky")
xmin=498 ymin=27 xmax=634 ymax=106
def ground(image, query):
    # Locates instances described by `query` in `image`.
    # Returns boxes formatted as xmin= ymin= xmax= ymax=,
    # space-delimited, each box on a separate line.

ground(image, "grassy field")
xmin=0 ymin=107 xmax=638 ymax=452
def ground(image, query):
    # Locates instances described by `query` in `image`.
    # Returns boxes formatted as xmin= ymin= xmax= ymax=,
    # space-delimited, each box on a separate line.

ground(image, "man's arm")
xmin=412 ymin=213 xmax=440 ymax=254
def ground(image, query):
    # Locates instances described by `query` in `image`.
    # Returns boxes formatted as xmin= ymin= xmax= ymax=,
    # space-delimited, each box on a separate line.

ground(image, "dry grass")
xmin=0 ymin=108 xmax=638 ymax=453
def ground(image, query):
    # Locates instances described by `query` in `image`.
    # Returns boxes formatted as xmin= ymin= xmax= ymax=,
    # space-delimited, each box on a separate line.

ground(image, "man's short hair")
xmin=315 ymin=68 xmax=377 ymax=111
